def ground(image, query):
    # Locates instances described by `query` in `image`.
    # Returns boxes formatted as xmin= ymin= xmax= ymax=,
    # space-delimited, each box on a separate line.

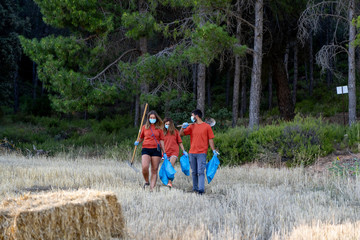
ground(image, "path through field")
xmin=0 ymin=154 xmax=360 ymax=239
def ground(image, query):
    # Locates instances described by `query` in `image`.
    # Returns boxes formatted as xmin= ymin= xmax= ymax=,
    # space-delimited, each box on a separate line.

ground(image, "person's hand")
xmin=134 ymin=141 xmax=139 ymax=146
xmin=182 ymin=122 xmax=189 ymax=129
xmin=163 ymin=153 xmax=168 ymax=159
xmin=183 ymin=150 xmax=188 ymax=157
xmin=213 ymin=149 xmax=219 ymax=156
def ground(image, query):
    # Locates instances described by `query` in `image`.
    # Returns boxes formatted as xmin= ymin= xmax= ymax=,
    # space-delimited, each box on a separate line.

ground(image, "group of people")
xmin=134 ymin=109 xmax=219 ymax=194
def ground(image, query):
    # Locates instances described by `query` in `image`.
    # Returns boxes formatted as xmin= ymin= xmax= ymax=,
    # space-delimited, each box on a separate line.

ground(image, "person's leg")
xmin=189 ymin=154 xmax=198 ymax=192
xmin=169 ymin=156 xmax=177 ymax=166
xmin=141 ymin=154 xmax=151 ymax=185
xmin=150 ymin=156 xmax=161 ymax=190
xmin=197 ymin=154 xmax=207 ymax=193
xmin=168 ymin=156 xmax=177 ymax=187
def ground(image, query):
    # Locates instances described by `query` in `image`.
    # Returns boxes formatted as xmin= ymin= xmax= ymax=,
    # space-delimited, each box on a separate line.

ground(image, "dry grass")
xmin=0 ymin=190 xmax=125 ymax=239
xmin=0 ymin=153 xmax=360 ymax=239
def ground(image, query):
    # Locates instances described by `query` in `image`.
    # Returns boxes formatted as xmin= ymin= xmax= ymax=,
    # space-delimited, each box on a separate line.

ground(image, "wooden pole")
xmin=131 ymin=103 xmax=148 ymax=164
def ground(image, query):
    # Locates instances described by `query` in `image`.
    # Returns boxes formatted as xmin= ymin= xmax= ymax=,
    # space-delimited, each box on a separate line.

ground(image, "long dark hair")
xmin=163 ymin=117 xmax=176 ymax=135
xmin=145 ymin=110 xmax=163 ymax=129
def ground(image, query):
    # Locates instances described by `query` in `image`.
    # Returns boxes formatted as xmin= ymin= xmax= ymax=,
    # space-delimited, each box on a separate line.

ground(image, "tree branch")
xmin=88 ymin=48 xmax=139 ymax=81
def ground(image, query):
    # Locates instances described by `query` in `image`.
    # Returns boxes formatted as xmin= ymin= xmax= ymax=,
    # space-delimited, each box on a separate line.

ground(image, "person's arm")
xmin=138 ymin=138 xmax=144 ymax=143
xmin=179 ymin=142 xmax=185 ymax=152
xmin=160 ymin=140 xmax=166 ymax=154
xmin=209 ymin=139 xmax=215 ymax=151
xmin=179 ymin=128 xmax=185 ymax=137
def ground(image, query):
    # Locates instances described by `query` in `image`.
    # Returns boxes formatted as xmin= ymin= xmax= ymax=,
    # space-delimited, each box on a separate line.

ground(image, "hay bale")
xmin=0 ymin=189 xmax=125 ymax=240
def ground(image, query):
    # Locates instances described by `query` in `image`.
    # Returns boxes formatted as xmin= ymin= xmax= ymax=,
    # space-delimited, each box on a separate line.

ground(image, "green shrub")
xmin=214 ymin=116 xmax=348 ymax=166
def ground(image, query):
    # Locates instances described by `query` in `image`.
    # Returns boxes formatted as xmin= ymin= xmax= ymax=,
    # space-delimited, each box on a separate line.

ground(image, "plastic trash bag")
xmin=159 ymin=156 xmax=177 ymax=185
xmin=206 ymin=155 xmax=220 ymax=183
xmin=165 ymin=156 xmax=176 ymax=180
xmin=180 ymin=154 xmax=190 ymax=176
xmin=159 ymin=160 xmax=168 ymax=185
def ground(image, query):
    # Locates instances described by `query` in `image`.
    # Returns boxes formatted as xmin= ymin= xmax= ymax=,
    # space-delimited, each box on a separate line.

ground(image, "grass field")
xmin=0 ymin=153 xmax=360 ymax=239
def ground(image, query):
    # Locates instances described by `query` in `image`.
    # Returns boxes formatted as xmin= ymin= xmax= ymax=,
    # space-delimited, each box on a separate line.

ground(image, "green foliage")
xmin=20 ymin=35 xmax=117 ymax=113
xmin=0 ymin=115 xmax=137 ymax=157
xmin=215 ymin=116 xmax=349 ymax=166
xmin=0 ymin=0 xmax=29 ymax=104
xmin=122 ymin=12 xmax=157 ymax=39
xmin=354 ymin=16 xmax=360 ymax=47
xmin=328 ymin=157 xmax=360 ymax=177
xmin=34 ymin=0 xmax=115 ymax=34
xmin=185 ymin=22 xmax=245 ymax=66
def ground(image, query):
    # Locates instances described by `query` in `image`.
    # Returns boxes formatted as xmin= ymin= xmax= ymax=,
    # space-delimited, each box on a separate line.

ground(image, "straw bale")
xmin=0 ymin=189 xmax=125 ymax=240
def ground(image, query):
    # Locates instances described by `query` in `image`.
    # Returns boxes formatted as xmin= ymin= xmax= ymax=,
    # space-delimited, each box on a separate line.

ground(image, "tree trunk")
xmin=284 ymin=42 xmax=290 ymax=82
xmin=33 ymin=61 xmax=38 ymax=100
xmin=13 ymin=68 xmax=19 ymax=114
xmin=197 ymin=5 xmax=206 ymax=116
xmin=240 ymin=68 xmax=247 ymax=118
xmin=348 ymin=0 xmax=356 ymax=125
xmin=249 ymin=0 xmax=264 ymax=129
xmin=197 ymin=63 xmax=206 ymax=115
xmin=233 ymin=56 xmax=241 ymax=127
xmin=272 ymin=57 xmax=294 ymax=120
xmin=309 ymin=33 xmax=314 ymax=96
xmin=232 ymin=2 xmax=242 ymax=127
xmin=293 ymin=43 xmax=298 ymax=105
xmin=268 ymin=69 xmax=273 ymax=110
xmin=192 ymin=64 xmax=197 ymax=102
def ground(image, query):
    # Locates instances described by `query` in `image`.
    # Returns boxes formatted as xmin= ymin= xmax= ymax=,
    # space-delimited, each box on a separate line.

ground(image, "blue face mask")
xmin=191 ymin=116 xmax=196 ymax=123
xmin=149 ymin=119 xmax=156 ymax=124
xmin=165 ymin=124 xmax=169 ymax=129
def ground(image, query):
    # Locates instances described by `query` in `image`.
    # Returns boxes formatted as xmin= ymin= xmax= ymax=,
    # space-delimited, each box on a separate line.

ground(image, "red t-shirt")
xmin=183 ymin=122 xmax=214 ymax=154
xmin=140 ymin=125 xmax=165 ymax=149
xmin=164 ymin=129 xmax=182 ymax=157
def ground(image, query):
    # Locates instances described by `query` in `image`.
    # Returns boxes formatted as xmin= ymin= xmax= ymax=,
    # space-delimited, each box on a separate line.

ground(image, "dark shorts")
xmin=141 ymin=148 xmax=162 ymax=157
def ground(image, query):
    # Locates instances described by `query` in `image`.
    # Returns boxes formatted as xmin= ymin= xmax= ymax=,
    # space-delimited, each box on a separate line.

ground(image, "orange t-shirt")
xmin=139 ymin=125 xmax=165 ymax=149
xmin=164 ymin=129 xmax=182 ymax=157
xmin=183 ymin=122 xmax=214 ymax=154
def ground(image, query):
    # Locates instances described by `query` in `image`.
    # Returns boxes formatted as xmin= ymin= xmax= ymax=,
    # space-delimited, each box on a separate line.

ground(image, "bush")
xmin=214 ymin=116 xmax=348 ymax=166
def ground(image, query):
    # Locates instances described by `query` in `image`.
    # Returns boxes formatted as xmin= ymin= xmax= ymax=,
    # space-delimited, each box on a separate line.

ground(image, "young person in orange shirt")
xmin=135 ymin=110 xmax=167 ymax=191
xmin=163 ymin=117 xmax=188 ymax=188
xmin=179 ymin=109 xmax=219 ymax=194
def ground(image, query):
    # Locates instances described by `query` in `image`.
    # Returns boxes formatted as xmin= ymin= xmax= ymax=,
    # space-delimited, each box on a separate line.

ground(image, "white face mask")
xmin=191 ymin=116 xmax=196 ymax=123
xmin=165 ymin=124 xmax=169 ymax=129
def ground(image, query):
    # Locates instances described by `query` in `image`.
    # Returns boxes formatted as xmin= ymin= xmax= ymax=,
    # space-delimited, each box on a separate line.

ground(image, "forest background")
xmin=2 ymin=0 xmax=360 ymax=166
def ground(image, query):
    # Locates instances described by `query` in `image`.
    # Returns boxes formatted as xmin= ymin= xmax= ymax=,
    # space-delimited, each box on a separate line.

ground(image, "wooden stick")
xmin=131 ymin=103 xmax=148 ymax=164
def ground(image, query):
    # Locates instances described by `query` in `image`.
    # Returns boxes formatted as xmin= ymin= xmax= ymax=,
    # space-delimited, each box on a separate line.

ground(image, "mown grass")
xmin=0 ymin=153 xmax=360 ymax=239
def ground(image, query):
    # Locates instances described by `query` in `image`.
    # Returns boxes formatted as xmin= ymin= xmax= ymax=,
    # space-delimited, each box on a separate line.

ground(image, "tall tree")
xmin=348 ymin=0 xmax=356 ymax=125
xmin=248 ymin=0 xmax=264 ymax=129
xmin=299 ymin=0 xmax=358 ymax=125
xmin=232 ymin=0 xmax=243 ymax=127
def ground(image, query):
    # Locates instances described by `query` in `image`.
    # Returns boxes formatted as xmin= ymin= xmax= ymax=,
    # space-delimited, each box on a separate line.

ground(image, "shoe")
xmin=167 ymin=181 xmax=173 ymax=188
xmin=143 ymin=182 xmax=150 ymax=189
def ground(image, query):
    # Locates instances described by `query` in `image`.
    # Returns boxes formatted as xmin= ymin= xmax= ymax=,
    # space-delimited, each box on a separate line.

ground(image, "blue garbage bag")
xmin=159 ymin=156 xmax=177 ymax=185
xmin=206 ymin=155 xmax=220 ymax=183
xmin=159 ymin=160 xmax=168 ymax=185
xmin=164 ymin=156 xmax=176 ymax=180
xmin=180 ymin=154 xmax=190 ymax=176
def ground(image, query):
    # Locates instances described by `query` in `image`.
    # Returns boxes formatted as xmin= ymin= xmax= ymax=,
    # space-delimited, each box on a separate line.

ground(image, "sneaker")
xmin=143 ymin=182 xmax=150 ymax=189
xmin=167 ymin=181 xmax=173 ymax=188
